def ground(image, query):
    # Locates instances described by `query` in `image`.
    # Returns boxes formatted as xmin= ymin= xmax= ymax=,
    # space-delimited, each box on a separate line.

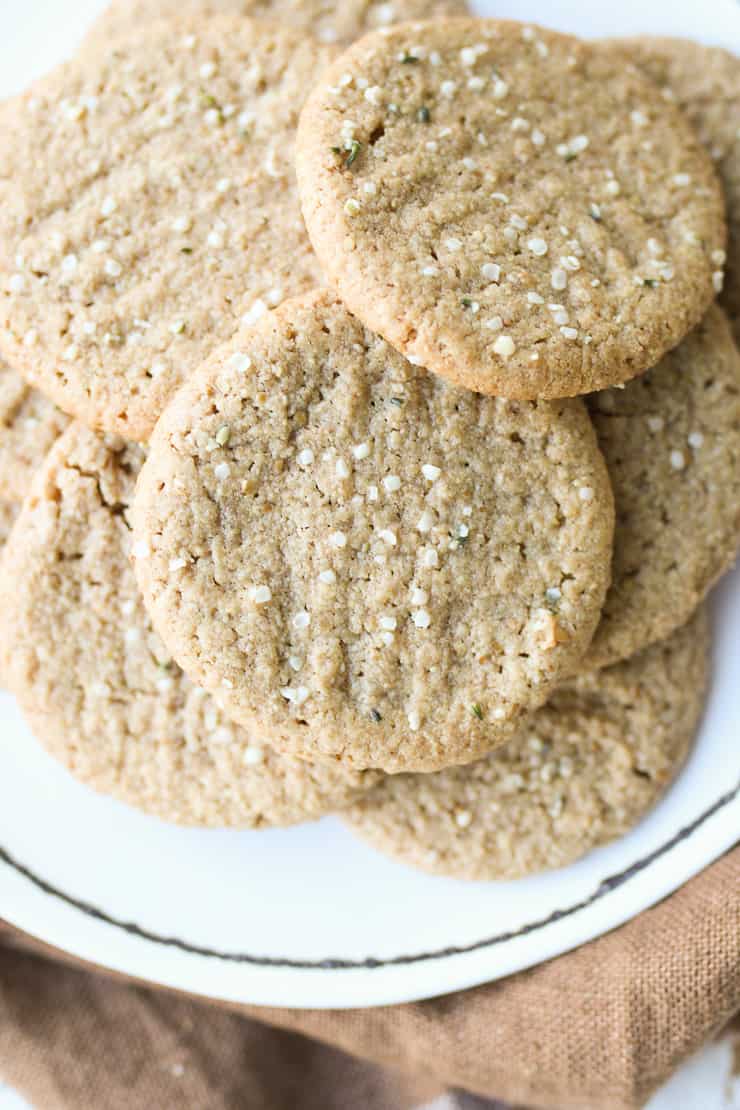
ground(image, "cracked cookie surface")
xmin=133 ymin=289 xmax=614 ymax=773
xmin=296 ymin=19 xmax=725 ymax=399
xmin=0 ymin=424 xmax=379 ymax=826
xmin=0 ymin=17 xmax=332 ymax=440
xmin=343 ymin=610 xmax=710 ymax=879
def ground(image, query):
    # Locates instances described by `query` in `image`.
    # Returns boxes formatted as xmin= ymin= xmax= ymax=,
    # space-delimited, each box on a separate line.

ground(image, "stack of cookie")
xmin=0 ymin=8 xmax=738 ymax=880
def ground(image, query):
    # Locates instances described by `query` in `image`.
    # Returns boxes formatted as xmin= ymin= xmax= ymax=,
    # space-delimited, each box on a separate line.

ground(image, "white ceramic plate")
xmin=0 ymin=0 xmax=739 ymax=1011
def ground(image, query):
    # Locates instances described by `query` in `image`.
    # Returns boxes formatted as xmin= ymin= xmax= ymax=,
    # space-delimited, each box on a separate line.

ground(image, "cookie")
xmin=88 ymin=0 xmax=470 ymax=48
xmin=343 ymin=609 xmax=710 ymax=880
xmin=296 ymin=19 xmax=725 ymax=400
xmin=132 ymin=289 xmax=614 ymax=773
xmin=0 ymin=361 xmax=69 ymax=502
xmin=0 ymin=18 xmax=333 ymax=442
xmin=0 ymin=500 xmax=17 ymax=545
xmin=0 ymin=424 xmax=379 ymax=827
xmin=605 ymin=37 xmax=739 ymax=341
xmin=586 ymin=304 xmax=740 ymax=671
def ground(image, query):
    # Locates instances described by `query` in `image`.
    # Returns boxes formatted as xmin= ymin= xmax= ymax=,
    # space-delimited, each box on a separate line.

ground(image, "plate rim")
xmin=1 ymin=776 xmax=737 ymax=1008
xmin=2 ymin=777 xmax=739 ymax=972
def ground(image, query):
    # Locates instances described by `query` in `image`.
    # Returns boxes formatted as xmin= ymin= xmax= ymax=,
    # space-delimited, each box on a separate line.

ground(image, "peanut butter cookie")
xmin=0 ymin=18 xmax=332 ymax=440
xmin=133 ymin=290 xmax=614 ymax=773
xmin=296 ymin=20 xmax=725 ymax=398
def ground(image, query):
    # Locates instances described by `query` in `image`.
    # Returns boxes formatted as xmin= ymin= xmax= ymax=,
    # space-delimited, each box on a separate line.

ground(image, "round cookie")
xmin=88 ymin=0 xmax=470 ymax=48
xmin=605 ymin=37 xmax=740 ymax=341
xmin=0 ymin=361 xmax=69 ymax=502
xmin=0 ymin=18 xmax=333 ymax=441
xmin=296 ymin=19 xmax=725 ymax=400
xmin=132 ymin=289 xmax=614 ymax=774
xmin=585 ymin=304 xmax=740 ymax=671
xmin=343 ymin=609 xmax=711 ymax=880
xmin=0 ymin=424 xmax=379 ymax=827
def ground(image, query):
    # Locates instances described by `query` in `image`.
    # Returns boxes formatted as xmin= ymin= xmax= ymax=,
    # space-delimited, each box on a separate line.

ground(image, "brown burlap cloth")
xmin=0 ymin=845 xmax=737 ymax=1110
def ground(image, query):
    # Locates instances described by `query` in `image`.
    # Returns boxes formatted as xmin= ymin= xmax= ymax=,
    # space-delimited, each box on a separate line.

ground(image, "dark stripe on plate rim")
xmin=0 ymin=776 xmax=738 ymax=971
